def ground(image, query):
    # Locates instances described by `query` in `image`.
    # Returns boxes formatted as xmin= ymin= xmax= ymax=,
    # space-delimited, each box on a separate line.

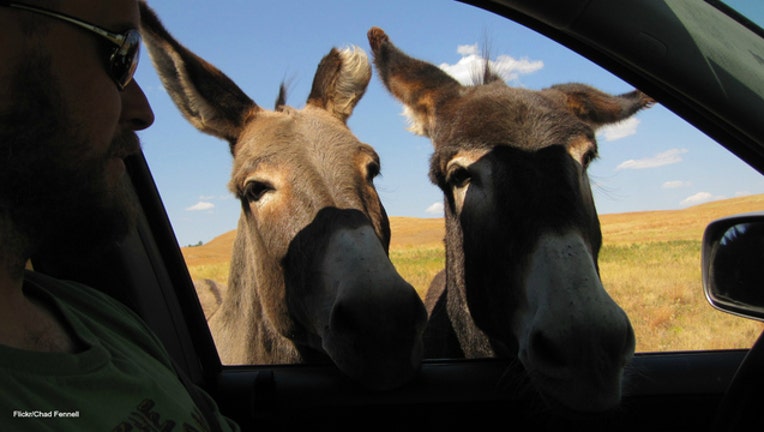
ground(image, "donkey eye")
xmin=446 ymin=165 xmax=471 ymax=189
xmin=366 ymin=161 xmax=381 ymax=181
xmin=243 ymin=180 xmax=273 ymax=202
xmin=582 ymin=150 xmax=597 ymax=168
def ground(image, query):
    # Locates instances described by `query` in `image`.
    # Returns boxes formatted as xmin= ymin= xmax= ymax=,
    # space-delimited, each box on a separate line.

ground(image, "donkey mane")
xmin=275 ymin=84 xmax=288 ymax=110
xmin=468 ymin=48 xmax=504 ymax=86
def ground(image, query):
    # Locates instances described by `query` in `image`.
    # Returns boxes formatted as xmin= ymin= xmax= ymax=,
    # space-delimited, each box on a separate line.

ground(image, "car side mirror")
xmin=702 ymin=213 xmax=764 ymax=321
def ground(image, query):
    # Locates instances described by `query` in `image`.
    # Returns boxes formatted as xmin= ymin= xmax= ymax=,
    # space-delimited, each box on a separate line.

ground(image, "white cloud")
xmin=680 ymin=192 xmax=726 ymax=206
xmin=457 ymin=44 xmax=478 ymax=56
xmin=598 ymin=117 xmax=640 ymax=142
xmin=616 ymin=148 xmax=688 ymax=170
xmin=439 ymin=44 xmax=543 ymax=85
xmin=662 ymin=180 xmax=692 ymax=189
xmin=186 ymin=201 xmax=215 ymax=212
xmin=425 ymin=202 xmax=444 ymax=215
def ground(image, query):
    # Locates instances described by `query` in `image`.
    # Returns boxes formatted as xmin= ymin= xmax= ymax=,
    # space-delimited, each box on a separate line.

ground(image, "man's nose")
xmin=121 ymin=79 xmax=155 ymax=131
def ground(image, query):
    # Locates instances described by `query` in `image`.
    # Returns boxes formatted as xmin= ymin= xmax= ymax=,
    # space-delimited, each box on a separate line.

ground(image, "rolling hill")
xmin=181 ymin=194 xmax=764 ymax=265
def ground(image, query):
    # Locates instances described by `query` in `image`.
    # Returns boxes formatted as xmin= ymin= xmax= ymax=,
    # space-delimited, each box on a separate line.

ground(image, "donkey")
xmin=138 ymin=6 xmax=427 ymax=391
xmin=368 ymin=27 xmax=650 ymax=410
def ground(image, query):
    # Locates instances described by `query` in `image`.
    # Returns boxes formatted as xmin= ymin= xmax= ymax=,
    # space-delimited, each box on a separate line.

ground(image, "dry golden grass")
xmin=389 ymin=217 xmax=444 ymax=248
xmin=182 ymin=230 xmax=236 ymax=267
xmin=599 ymin=240 xmax=764 ymax=351
xmin=181 ymin=194 xmax=764 ymax=353
xmin=388 ymin=217 xmax=445 ymax=298
xmin=595 ymin=195 xmax=764 ymax=351
xmin=599 ymin=194 xmax=764 ymax=245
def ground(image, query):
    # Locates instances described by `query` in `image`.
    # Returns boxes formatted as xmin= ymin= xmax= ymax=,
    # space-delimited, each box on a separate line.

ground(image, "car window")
xmin=721 ymin=0 xmax=764 ymax=32
xmin=135 ymin=0 xmax=764 ymax=363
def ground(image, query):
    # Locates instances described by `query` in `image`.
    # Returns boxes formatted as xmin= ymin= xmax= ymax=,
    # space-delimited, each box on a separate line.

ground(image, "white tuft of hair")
xmin=402 ymin=105 xmax=428 ymax=136
xmin=332 ymin=46 xmax=372 ymax=121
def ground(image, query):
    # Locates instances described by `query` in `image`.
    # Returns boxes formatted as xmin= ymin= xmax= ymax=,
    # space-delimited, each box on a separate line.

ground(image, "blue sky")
xmin=134 ymin=0 xmax=764 ymax=246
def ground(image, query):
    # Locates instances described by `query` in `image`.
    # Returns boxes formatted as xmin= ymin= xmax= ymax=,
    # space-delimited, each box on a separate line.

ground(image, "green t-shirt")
xmin=0 ymin=271 xmax=239 ymax=431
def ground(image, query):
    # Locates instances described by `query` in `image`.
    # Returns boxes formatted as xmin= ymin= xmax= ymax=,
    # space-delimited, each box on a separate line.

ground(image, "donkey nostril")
xmin=531 ymin=330 xmax=567 ymax=368
xmin=330 ymin=302 xmax=357 ymax=332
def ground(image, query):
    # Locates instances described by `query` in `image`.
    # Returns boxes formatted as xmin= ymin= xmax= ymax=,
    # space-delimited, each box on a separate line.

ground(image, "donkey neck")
xmin=212 ymin=215 xmax=301 ymax=364
xmin=442 ymin=206 xmax=498 ymax=358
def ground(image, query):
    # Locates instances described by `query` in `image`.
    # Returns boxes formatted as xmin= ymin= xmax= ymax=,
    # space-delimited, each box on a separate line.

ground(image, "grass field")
xmin=182 ymin=195 xmax=764 ymax=353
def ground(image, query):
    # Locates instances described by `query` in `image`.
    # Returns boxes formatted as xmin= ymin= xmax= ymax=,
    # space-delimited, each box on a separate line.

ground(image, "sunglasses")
xmin=0 ymin=1 xmax=140 ymax=91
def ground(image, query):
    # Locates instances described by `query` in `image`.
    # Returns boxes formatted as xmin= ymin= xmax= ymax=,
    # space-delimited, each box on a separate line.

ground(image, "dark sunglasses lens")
xmin=110 ymin=30 xmax=141 ymax=90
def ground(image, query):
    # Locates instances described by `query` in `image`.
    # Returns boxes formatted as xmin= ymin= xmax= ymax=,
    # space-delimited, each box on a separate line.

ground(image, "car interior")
xmin=29 ymin=0 xmax=764 ymax=430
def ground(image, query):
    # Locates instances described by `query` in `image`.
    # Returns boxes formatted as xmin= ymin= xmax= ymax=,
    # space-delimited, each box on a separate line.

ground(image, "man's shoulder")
xmin=23 ymin=270 xmax=135 ymax=317
xmin=23 ymin=270 xmax=172 ymax=364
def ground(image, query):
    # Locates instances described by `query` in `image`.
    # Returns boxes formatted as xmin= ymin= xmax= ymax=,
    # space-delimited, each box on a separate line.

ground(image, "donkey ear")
xmin=367 ymin=27 xmax=461 ymax=137
xmin=544 ymin=83 xmax=655 ymax=129
xmin=307 ymin=46 xmax=372 ymax=124
xmin=139 ymin=3 xmax=259 ymax=150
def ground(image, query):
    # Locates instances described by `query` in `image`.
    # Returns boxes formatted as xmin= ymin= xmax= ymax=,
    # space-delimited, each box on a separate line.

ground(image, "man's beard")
xmin=0 ymin=54 xmax=138 ymax=258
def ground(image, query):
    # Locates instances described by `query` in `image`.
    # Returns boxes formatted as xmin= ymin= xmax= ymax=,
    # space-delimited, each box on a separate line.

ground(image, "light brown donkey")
xmin=138 ymin=6 xmax=427 ymax=391
xmin=369 ymin=27 xmax=652 ymax=409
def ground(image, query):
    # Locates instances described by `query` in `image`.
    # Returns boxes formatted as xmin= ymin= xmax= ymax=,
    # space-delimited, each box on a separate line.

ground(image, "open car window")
xmin=134 ymin=0 xmax=764 ymax=367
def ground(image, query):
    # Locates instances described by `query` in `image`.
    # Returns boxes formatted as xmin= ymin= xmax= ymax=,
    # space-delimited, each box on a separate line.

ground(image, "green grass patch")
xmin=390 ymin=246 xmax=445 ymax=298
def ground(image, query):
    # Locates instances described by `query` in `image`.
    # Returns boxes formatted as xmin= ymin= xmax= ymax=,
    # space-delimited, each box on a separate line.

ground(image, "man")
xmin=0 ymin=1 xmax=238 ymax=430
